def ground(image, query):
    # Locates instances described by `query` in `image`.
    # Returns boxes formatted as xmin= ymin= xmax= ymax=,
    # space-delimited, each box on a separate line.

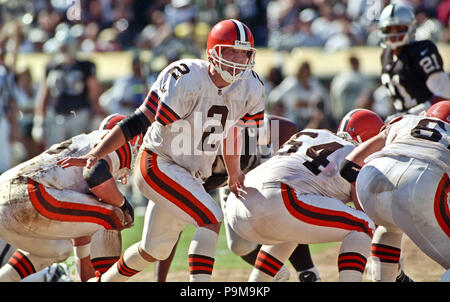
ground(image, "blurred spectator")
xmin=0 ymin=45 xmax=20 ymax=173
xmin=267 ymin=61 xmax=331 ymax=130
xmin=415 ymin=8 xmax=443 ymax=42
xmin=368 ymin=80 xmax=396 ymax=120
xmin=324 ymin=17 xmax=366 ymax=52
xmin=136 ymin=10 xmax=173 ymax=50
xmin=262 ymin=65 xmax=284 ymax=106
xmin=294 ymin=8 xmax=325 ymax=47
xmin=233 ymin=0 xmax=269 ymax=46
xmin=96 ymin=27 xmax=122 ymax=52
xmin=311 ymin=3 xmax=343 ymax=42
xmin=80 ymin=22 xmax=100 ymax=53
xmin=99 ymin=54 xmax=148 ymax=116
xmin=437 ymin=0 xmax=450 ymax=27
xmin=266 ymin=0 xmax=313 ymax=50
xmin=14 ymin=67 xmax=41 ymax=160
xmin=329 ymin=55 xmax=374 ymax=122
xmin=32 ymin=38 xmax=106 ymax=148
xmin=163 ymin=0 xmax=198 ymax=28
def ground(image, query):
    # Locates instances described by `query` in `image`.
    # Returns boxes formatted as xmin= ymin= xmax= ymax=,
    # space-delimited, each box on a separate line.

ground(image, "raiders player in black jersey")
xmin=153 ymin=115 xmax=322 ymax=282
xmin=378 ymin=3 xmax=450 ymax=121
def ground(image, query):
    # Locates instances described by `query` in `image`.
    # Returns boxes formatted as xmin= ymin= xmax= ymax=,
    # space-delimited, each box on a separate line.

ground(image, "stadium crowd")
xmin=0 ymin=0 xmax=449 ymax=283
xmin=0 ymin=0 xmax=446 ymax=169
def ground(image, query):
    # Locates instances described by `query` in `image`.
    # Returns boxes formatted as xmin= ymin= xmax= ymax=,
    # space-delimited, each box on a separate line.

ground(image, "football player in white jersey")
xmin=0 ymin=114 xmax=140 ymax=281
xmin=346 ymin=101 xmax=450 ymax=281
xmin=225 ymin=109 xmax=383 ymax=282
xmin=58 ymin=19 xmax=265 ymax=282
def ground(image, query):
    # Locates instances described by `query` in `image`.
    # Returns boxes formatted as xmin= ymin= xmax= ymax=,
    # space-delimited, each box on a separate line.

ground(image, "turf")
xmin=121 ymin=215 xmax=338 ymax=271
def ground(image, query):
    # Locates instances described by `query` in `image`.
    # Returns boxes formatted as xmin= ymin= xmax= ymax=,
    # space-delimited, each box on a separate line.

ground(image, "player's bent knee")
xmin=143 ymin=239 xmax=177 ymax=261
xmin=228 ymin=239 xmax=258 ymax=256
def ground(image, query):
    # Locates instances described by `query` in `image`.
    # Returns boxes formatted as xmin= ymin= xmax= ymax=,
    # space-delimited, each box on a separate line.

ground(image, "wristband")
xmin=339 ymin=159 xmax=362 ymax=184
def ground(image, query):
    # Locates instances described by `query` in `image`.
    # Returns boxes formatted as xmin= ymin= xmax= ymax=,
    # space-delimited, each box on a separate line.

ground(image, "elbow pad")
xmin=339 ymin=159 xmax=362 ymax=184
xmin=83 ymin=159 xmax=113 ymax=188
xmin=118 ymin=109 xmax=151 ymax=141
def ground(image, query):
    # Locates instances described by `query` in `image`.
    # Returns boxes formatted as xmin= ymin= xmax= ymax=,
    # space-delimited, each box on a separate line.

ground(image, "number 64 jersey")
xmin=245 ymin=129 xmax=356 ymax=203
xmin=365 ymin=115 xmax=449 ymax=172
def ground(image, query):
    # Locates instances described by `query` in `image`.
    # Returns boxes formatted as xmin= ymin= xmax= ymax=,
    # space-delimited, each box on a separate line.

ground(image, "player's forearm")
xmin=426 ymin=71 xmax=450 ymax=101
xmin=222 ymin=126 xmax=242 ymax=176
xmin=345 ymin=131 xmax=387 ymax=167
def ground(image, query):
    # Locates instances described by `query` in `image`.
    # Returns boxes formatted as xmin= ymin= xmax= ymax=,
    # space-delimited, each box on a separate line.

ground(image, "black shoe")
xmin=396 ymin=270 xmax=414 ymax=282
xmin=299 ymin=270 xmax=318 ymax=282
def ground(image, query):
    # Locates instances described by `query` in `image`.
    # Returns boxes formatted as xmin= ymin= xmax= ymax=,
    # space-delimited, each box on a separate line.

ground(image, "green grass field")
xmin=121 ymin=215 xmax=338 ymax=272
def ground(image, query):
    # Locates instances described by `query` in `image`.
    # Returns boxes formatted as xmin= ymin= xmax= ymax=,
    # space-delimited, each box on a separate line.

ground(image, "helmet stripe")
xmin=338 ymin=109 xmax=358 ymax=133
xmin=231 ymin=19 xmax=246 ymax=42
xmin=390 ymin=4 xmax=396 ymax=17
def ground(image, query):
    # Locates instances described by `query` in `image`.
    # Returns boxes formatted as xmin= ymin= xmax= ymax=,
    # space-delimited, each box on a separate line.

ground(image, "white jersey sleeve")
xmin=246 ymin=129 xmax=355 ymax=203
xmin=365 ymin=115 xmax=450 ymax=172
xmin=143 ymin=61 xmax=193 ymax=126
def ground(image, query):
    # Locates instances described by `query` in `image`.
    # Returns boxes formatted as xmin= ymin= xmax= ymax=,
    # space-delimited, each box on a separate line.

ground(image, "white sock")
xmin=338 ymin=231 xmax=371 ymax=282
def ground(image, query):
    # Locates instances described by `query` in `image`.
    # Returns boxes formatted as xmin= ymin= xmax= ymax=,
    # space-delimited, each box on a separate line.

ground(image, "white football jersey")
xmin=0 ymin=130 xmax=133 ymax=192
xmin=246 ymin=129 xmax=355 ymax=203
xmin=142 ymin=59 xmax=265 ymax=179
xmin=366 ymin=115 xmax=450 ymax=171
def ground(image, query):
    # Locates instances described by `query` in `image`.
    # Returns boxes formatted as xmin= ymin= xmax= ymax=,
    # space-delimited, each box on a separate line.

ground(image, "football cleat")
xmin=298 ymin=266 xmax=321 ymax=282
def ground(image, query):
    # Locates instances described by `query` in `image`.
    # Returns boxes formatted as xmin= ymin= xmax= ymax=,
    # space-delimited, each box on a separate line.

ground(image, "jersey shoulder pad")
xmin=408 ymin=40 xmax=440 ymax=58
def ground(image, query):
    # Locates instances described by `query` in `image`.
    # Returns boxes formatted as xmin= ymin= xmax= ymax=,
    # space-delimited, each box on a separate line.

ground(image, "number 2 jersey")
xmin=365 ymin=115 xmax=450 ymax=172
xmin=245 ymin=129 xmax=356 ymax=203
xmin=381 ymin=40 xmax=444 ymax=112
xmin=141 ymin=59 xmax=265 ymax=180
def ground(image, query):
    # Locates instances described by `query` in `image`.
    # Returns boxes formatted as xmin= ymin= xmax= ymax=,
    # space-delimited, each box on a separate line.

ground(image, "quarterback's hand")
xmin=119 ymin=197 xmax=134 ymax=229
xmin=228 ymin=171 xmax=246 ymax=198
xmin=57 ymin=154 xmax=99 ymax=169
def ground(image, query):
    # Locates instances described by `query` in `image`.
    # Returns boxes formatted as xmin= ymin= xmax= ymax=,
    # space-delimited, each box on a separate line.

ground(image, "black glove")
xmin=120 ymin=197 xmax=134 ymax=224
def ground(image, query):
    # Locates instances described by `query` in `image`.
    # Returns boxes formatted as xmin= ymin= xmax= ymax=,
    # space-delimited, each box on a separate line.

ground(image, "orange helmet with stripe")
xmin=337 ymin=109 xmax=384 ymax=144
xmin=207 ymin=19 xmax=256 ymax=83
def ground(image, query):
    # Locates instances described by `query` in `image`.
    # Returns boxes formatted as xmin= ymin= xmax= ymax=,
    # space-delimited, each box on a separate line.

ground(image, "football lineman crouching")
xmin=0 ymin=114 xmax=139 ymax=281
xmin=226 ymin=109 xmax=383 ymax=282
xmin=347 ymin=101 xmax=450 ymax=281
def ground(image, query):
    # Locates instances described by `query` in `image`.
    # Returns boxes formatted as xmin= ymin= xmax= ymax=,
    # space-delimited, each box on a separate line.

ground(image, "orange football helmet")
xmin=426 ymin=101 xmax=450 ymax=123
xmin=337 ymin=109 xmax=384 ymax=143
xmin=207 ymin=19 xmax=256 ymax=83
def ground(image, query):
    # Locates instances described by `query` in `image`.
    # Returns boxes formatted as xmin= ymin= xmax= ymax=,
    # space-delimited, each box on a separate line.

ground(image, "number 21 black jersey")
xmin=381 ymin=40 xmax=444 ymax=112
